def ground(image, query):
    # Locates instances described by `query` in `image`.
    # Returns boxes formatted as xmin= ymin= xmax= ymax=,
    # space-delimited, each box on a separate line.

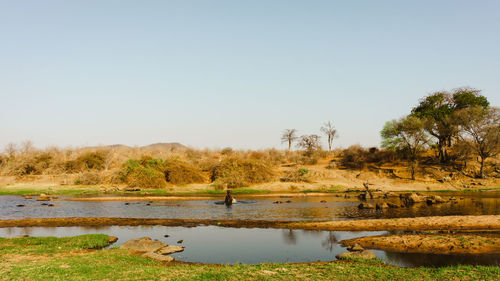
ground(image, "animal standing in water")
xmin=224 ymin=190 xmax=237 ymax=206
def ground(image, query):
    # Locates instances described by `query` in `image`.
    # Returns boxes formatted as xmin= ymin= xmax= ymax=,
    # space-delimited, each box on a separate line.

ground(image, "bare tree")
xmin=456 ymin=107 xmax=500 ymax=178
xmin=21 ymin=140 xmax=34 ymax=154
xmin=320 ymin=121 xmax=337 ymax=153
xmin=381 ymin=116 xmax=429 ymax=180
xmin=281 ymin=129 xmax=298 ymax=152
xmin=4 ymin=143 xmax=17 ymax=158
xmin=297 ymin=134 xmax=321 ymax=153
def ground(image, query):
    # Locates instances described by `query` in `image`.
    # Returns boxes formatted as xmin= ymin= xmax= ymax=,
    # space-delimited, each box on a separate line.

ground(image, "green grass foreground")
xmin=0 ymin=235 xmax=499 ymax=280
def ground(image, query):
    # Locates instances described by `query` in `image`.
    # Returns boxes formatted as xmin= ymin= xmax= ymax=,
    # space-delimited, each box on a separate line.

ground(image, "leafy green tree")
xmin=411 ymin=88 xmax=489 ymax=163
xmin=381 ymin=116 xmax=429 ymax=180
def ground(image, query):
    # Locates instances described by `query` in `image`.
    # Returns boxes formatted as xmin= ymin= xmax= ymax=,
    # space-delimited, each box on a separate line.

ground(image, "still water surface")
xmin=1 ymin=191 xmax=498 ymax=221
xmin=1 ymin=225 xmax=498 ymax=267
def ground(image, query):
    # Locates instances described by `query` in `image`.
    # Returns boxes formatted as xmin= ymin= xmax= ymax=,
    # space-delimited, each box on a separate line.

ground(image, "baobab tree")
xmin=281 ymin=129 xmax=298 ymax=152
xmin=320 ymin=121 xmax=337 ymax=153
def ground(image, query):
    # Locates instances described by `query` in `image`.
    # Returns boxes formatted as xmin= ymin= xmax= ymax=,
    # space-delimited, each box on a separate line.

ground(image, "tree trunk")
xmin=410 ymin=160 xmax=417 ymax=180
xmin=288 ymin=140 xmax=292 ymax=152
xmin=479 ymin=157 xmax=485 ymax=179
xmin=328 ymin=136 xmax=332 ymax=153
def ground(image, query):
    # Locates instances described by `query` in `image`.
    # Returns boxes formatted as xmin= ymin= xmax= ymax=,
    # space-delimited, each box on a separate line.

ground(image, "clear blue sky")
xmin=1 ymin=0 xmax=499 ymax=150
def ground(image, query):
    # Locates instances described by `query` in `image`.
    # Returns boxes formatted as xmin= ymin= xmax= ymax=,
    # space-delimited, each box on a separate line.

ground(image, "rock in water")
xmin=141 ymin=252 xmax=174 ymax=262
xmin=156 ymin=245 xmax=184 ymax=255
xmin=376 ymin=203 xmax=389 ymax=209
xmin=336 ymin=250 xmax=376 ymax=260
xmin=347 ymin=243 xmax=365 ymax=252
xmin=358 ymin=203 xmax=375 ymax=209
xmin=120 ymin=237 xmax=167 ymax=253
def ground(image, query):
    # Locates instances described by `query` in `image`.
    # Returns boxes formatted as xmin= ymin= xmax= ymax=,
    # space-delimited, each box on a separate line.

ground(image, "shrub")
xmin=281 ymin=168 xmax=313 ymax=183
xmin=163 ymin=158 xmax=205 ymax=185
xmin=77 ymin=151 xmax=106 ymax=170
xmin=210 ymin=157 xmax=275 ymax=188
xmin=75 ymin=171 xmax=103 ymax=185
xmin=121 ymin=157 xmax=167 ymax=188
xmin=341 ymin=145 xmax=368 ymax=169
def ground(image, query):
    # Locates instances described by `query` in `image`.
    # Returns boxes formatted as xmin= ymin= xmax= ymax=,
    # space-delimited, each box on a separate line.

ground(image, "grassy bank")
xmin=0 ymin=235 xmax=499 ymax=280
xmin=0 ymin=184 xmax=274 ymax=197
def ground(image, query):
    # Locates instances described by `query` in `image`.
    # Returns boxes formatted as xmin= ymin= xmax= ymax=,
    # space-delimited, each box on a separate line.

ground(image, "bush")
xmin=77 ymin=151 xmax=106 ymax=170
xmin=121 ymin=157 xmax=167 ymax=188
xmin=281 ymin=168 xmax=313 ymax=183
xmin=209 ymin=157 xmax=275 ymax=188
xmin=75 ymin=171 xmax=103 ymax=185
xmin=163 ymin=158 xmax=205 ymax=185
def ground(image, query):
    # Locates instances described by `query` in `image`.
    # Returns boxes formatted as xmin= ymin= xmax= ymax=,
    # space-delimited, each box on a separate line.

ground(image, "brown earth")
xmin=1 ymin=215 xmax=499 ymax=232
xmin=288 ymin=215 xmax=500 ymax=231
xmin=341 ymin=233 xmax=500 ymax=255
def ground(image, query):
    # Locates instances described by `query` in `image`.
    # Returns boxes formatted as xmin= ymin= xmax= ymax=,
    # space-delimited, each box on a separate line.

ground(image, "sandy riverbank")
xmin=341 ymin=233 xmax=500 ymax=255
xmin=1 ymin=215 xmax=499 ymax=231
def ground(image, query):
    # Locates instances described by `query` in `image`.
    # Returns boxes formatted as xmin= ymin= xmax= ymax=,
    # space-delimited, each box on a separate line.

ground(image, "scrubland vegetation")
xmin=0 ymin=88 xmax=498 ymax=191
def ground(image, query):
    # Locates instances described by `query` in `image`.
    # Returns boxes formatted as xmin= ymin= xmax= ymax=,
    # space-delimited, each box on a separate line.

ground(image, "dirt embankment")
xmin=341 ymin=233 xmax=500 ymax=255
xmin=1 ymin=215 xmax=499 ymax=232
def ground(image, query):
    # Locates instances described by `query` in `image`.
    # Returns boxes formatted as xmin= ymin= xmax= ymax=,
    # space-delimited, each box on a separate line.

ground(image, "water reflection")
xmin=0 ymin=225 xmax=497 ymax=267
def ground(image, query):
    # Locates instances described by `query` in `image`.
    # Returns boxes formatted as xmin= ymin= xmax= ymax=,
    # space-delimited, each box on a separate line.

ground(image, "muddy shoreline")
xmin=1 ymin=215 xmax=499 ymax=231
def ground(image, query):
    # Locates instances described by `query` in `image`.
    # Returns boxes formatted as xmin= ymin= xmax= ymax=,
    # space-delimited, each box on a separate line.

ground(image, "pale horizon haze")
xmin=1 ymin=0 xmax=499 ymax=150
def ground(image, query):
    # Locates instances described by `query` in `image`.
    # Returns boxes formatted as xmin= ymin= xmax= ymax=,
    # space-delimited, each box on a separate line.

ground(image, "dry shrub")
xmin=74 ymin=171 xmax=103 ymax=185
xmin=121 ymin=157 xmax=167 ymax=188
xmin=341 ymin=145 xmax=399 ymax=169
xmin=163 ymin=158 xmax=205 ymax=185
xmin=281 ymin=168 xmax=313 ymax=183
xmin=209 ymin=157 xmax=275 ymax=188
xmin=77 ymin=151 xmax=107 ymax=170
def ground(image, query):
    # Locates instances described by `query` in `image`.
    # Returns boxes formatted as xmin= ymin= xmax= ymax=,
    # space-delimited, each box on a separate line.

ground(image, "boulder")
xmin=156 ymin=245 xmax=184 ymax=255
xmin=426 ymin=195 xmax=446 ymax=205
xmin=37 ymin=194 xmax=51 ymax=201
xmin=141 ymin=252 xmax=174 ymax=262
xmin=376 ymin=203 xmax=389 ymax=210
xmin=347 ymin=243 xmax=364 ymax=252
xmin=400 ymin=193 xmax=425 ymax=206
xmin=120 ymin=237 xmax=167 ymax=253
xmin=387 ymin=202 xmax=399 ymax=208
xmin=336 ymin=250 xmax=376 ymax=260
xmin=358 ymin=203 xmax=375 ymax=209
xmin=108 ymin=236 xmax=118 ymax=244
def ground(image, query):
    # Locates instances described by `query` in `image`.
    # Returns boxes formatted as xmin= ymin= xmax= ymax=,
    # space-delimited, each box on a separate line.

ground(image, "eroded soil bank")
xmin=1 ymin=215 xmax=499 ymax=232
xmin=341 ymin=233 xmax=500 ymax=255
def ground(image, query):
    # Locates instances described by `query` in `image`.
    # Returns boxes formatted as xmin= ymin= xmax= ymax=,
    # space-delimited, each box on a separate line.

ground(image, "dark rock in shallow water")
xmin=358 ymin=203 xmax=375 ymax=209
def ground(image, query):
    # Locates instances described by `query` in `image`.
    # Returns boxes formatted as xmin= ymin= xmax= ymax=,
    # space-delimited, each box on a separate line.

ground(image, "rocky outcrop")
xmin=120 ymin=237 xmax=184 ymax=262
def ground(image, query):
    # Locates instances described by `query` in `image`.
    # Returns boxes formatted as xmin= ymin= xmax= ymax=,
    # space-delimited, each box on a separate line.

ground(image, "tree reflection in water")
xmin=321 ymin=231 xmax=339 ymax=252
xmin=282 ymin=229 xmax=297 ymax=245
